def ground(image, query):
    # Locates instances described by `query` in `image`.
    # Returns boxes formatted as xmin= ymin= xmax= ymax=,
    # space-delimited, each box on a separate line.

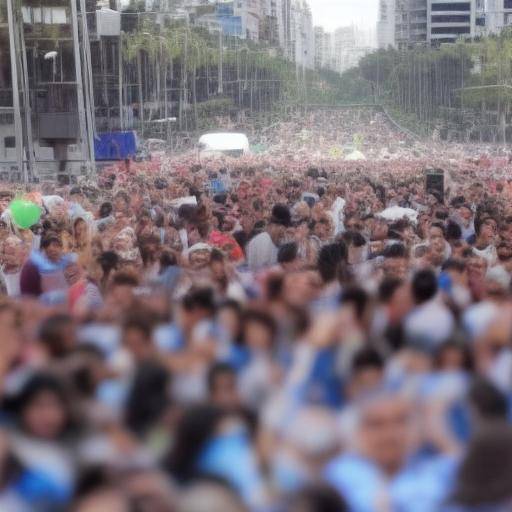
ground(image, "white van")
xmin=198 ymin=133 xmax=250 ymax=160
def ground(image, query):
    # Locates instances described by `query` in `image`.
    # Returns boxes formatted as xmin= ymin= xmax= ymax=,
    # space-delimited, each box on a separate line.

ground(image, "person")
xmin=404 ymin=269 xmax=455 ymax=348
xmin=325 ymin=392 xmax=458 ymax=512
xmin=448 ymin=423 xmax=512 ymax=511
xmin=246 ymin=204 xmax=291 ymax=272
xmin=19 ymin=233 xmax=75 ymax=298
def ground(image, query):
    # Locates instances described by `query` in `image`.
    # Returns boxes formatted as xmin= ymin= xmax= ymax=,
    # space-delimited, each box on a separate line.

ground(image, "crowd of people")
xmin=0 ymin=109 xmax=511 ymax=511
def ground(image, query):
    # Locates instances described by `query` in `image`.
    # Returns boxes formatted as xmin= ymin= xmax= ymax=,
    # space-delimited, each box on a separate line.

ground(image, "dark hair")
xmin=242 ymin=309 xmax=277 ymax=342
xmin=38 ymin=313 xmax=74 ymax=359
xmin=207 ymin=362 xmax=236 ymax=395
xmin=446 ymin=221 xmax=462 ymax=241
xmin=123 ymin=313 xmax=154 ymax=340
xmin=182 ymin=288 xmax=216 ymax=314
xmin=469 ymin=378 xmax=508 ymax=421
xmin=430 ymin=222 xmax=446 ymax=237
xmin=378 ymin=278 xmax=403 ymax=302
xmin=166 ymin=405 xmax=226 ymax=482
xmin=289 ymin=484 xmax=348 ymax=512
xmin=98 ymin=251 xmax=119 ymax=276
xmin=111 ymin=271 xmax=139 ymax=288
xmin=382 ymin=243 xmax=408 ymax=259
xmin=13 ymin=373 xmax=73 ymax=438
xmin=160 ymin=251 xmax=177 ymax=270
xmin=412 ymin=269 xmax=438 ymax=304
xmin=277 ymin=242 xmax=298 ymax=264
xmin=99 ymin=202 xmax=113 ymax=219
xmin=125 ymin=361 xmax=171 ymax=436
xmin=351 ymin=347 xmax=384 ymax=374
xmin=317 ymin=242 xmax=347 ymax=283
xmin=342 ymin=231 xmax=367 ymax=248
xmin=40 ymin=232 xmax=62 ymax=249
xmin=442 ymin=259 xmax=466 ymax=273
xmin=451 ymin=422 xmax=512 ymax=506
xmin=341 ymin=286 xmax=369 ymax=321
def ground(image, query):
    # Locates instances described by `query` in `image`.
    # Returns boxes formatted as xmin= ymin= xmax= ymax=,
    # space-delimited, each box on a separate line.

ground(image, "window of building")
xmin=431 ymin=15 xmax=470 ymax=23
xmin=4 ymin=137 xmax=15 ymax=149
xmin=431 ymin=25 xmax=470 ymax=34
xmin=506 ymin=0 xmax=512 ymax=8
xmin=431 ymin=3 xmax=470 ymax=11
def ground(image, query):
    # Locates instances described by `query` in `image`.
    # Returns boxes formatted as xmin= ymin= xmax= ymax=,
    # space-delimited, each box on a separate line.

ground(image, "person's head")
xmin=114 ymin=191 xmax=130 ymax=213
xmin=107 ymin=271 xmax=139 ymax=311
xmin=467 ymin=255 xmax=488 ymax=282
xmin=74 ymin=217 xmax=88 ymax=244
xmin=207 ymin=363 xmax=240 ymax=409
xmin=411 ymin=269 xmax=437 ymax=305
xmin=122 ymin=313 xmax=154 ymax=361
xmin=268 ymin=204 xmax=291 ymax=244
xmin=381 ymin=243 xmax=409 ymax=280
xmin=241 ymin=309 xmax=276 ymax=352
xmin=181 ymin=288 xmax=216 ymax=331
xmin=457 ymin=204 xmax=473 ymax=223
xmin=217 ymin=300 xmax=242 ymax=343
xmin=468 ymin=378 xmax=508 ymax=426
xmin=312 ymin=216 xmax=333 ymax=241
xmin=99 ymin=201 xmax=113 ymax=219
xmin=347 ymin=348 xmax=384 ymax=400
xmin=38 ymin=313 xmax=75 ymax=359
xmin=288 ymin=484 xmax=348 ymax=512
xmin=167 ymin=405 xmax=227 ymax=482
xmin=435 ymin=341 xmax=472 ymax=371
xmin=342 ymin=231 xmax=368 ymax=265
xmin=317 ymin=242 xmax=347 ymax=284
xmin=378 ymin=278 xmax=411 ymax=325
xmin=476 ymin=217 xmax=497 ymax=245
xmin=124 ymin=360 xmax=170 ymax=436
xmin=356 ymin=392 xmax=413 ymax=475
xmin=187 ymin=244 xmax=212 ymax=270
xmin=277 ymin=242 xmax=300 ymax=271
xmin=14 ymin=373 xmax=72 ymax=440
xmin=451 ymin=422 xmax=512 ymax=507
xmin=371 ymin=218 xmax=388 ymax=241
xmin=41 ymin=232 xmax=63 ymax=263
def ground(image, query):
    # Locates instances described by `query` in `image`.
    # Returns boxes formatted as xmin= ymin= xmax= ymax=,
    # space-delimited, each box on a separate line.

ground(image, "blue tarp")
xmin=94 ymin=131 xmax=137 ymax=161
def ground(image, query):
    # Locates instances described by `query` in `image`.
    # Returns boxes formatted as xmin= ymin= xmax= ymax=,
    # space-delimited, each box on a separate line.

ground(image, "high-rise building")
xmin=480 ymin=0 xmax=512 ymax=34
xmin=314 ymin=26 xmax=333 ymax=70
xmin=377 ymin=0 xmax=395 ymax=48
xmin=428 ymin=0 xmax=476 ymax=45
xmin=390 ymin=0 xmax=479 ymax=48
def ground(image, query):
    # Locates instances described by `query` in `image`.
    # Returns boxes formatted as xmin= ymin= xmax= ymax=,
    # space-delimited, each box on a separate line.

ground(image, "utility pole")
xmin=70 ymin=0 xmax=90 ymax=172
xmin=6 ymin=0 xmax=25 ymax=182
xmin=218 ymin=28 xmax=223 ymax=94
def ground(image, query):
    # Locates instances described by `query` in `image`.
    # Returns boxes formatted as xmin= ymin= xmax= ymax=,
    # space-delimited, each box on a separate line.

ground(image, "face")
xmin=382 ymin=257 xmax=409 ymax=280
xmin=45 ymin=240 xmax=63 ymax=262
xmin=349 ymin=367 xmax=383 ymax=400
xmin=479 ymin=221 xmax=497 ymax=243
xmin=22 ymin=390 xmax=67 ymax=440
xmin=210 ymin=372 xmax=240 ymax=409
xmin=124 ymin=327 xmax=150 ymax=359
xmin=218 ymin=307 xmax=241 ymax=341
xmin=458 ymin=206 xmax=472 ymax=222
xmin=358 ymin=398 xmax=412 ymax=475
xmin=244 ymin=321 xmax=273 ymax=351
xmin=189 ymin=249 xmax=211 ymax=269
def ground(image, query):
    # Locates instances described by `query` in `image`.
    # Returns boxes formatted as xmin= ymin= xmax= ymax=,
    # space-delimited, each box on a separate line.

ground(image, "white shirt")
xmin=404 ymin=297 xmax=455 ymax=347
xmin=246 ymin=231 xmax=277 ymax=272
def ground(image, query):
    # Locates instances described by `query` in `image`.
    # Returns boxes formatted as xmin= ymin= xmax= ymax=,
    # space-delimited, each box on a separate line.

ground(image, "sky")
xmin=308 ymin=0 xmax=379 ymax=32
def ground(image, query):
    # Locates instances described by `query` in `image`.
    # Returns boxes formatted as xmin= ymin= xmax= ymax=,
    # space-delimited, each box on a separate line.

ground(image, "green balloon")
xmin=10 ymin=199 xmax=41 ymax=230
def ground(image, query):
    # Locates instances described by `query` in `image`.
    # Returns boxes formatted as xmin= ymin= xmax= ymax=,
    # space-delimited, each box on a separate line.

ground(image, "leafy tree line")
xmin=339 ymin=29 xmax=512 ymax=142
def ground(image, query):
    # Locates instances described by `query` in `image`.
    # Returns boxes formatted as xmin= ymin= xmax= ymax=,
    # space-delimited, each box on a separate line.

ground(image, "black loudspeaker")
xmin=425 ymin=168 xmax=444 ymax=203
